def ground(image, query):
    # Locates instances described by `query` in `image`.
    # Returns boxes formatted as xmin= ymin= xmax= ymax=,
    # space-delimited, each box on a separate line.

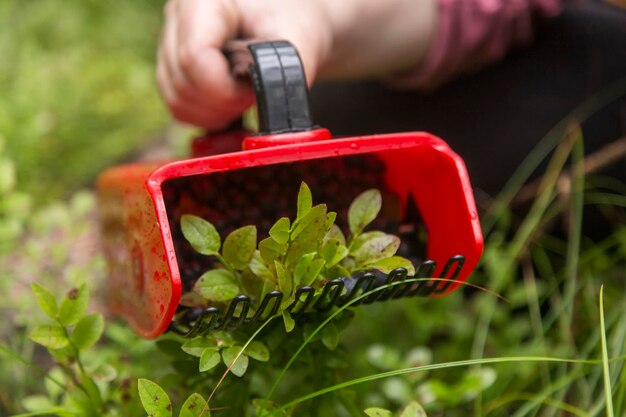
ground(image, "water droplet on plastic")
xmin=350 ymin=143 xmax=360 ymax=150
xmin=470 ymin=211 xmax=478 ymax=220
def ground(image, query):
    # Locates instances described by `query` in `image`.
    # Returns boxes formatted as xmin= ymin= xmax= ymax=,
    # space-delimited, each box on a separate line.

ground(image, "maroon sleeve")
xmin=389 ymin=0 xmax=563 ymax=89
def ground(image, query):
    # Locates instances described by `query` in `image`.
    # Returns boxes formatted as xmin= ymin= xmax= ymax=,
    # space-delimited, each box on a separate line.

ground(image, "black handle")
xmin=226 ymin=40 xmax=314 ymax=135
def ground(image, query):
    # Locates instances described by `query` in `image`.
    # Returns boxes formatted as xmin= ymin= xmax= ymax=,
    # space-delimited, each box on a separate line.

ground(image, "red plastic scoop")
xmin=97 ymin=41 xmax=483 ymax=339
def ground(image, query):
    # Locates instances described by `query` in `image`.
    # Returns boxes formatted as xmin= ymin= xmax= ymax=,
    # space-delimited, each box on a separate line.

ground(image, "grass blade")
xmin=271 ymin=355 xmax=626 ymax=416
xmin=599 ymin=286 xmax=614 ymax=417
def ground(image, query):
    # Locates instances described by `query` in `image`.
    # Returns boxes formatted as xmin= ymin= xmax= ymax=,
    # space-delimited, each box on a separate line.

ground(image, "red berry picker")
xmin=97 ymin=41 xmax=484 ymax=339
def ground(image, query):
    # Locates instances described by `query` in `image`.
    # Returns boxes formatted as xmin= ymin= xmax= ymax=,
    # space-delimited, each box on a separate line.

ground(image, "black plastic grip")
xmin=243 ymin=41 xmax=314 ymax=134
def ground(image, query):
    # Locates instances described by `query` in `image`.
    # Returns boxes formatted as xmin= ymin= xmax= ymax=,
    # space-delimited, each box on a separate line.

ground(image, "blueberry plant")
xmin=18 ymin=182 xmax=430 ymax=417
xmin=180 ymin=182 xmax=415 ymax=333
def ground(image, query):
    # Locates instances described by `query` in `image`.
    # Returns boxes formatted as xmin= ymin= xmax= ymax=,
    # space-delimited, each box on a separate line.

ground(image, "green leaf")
xmin=22 ymin=395 xmax=54 ymax=412
xmin=328 ymin=265 xmax=351 ymax=280
xmin=193 ymin=269 xmax=240 ymax=302
xmin=321 ymin=239 xmax=349 ymax=268
xmin=182 ymin=337 xmax=217 ymax=357
xmin=222 ymin=225 xmax=257 ymax=269
xmin=222 ymin=346 xmax=249 ymax=377
xmin=321 ymin=322 xmax=339 ymax=350
xmin=58 ymin=284 xmax=89 ymax=326
xmin=29 ymin=323 xmax=69 ymax=349
xmin=259 ymin=237 xmax=287 ymax=264
xmin=332 ymin=246 xmax=350 ymax=268
xmin=181 ymin=215 xmax=221 ymax=256
xmin=286 ymin=205 xmax=327 ymax=266
xmin=31 ymin=282 xmax=57 ymax=319
xmin=249 ymin=250 xmax=276 ymax=283
xmin=138 ymin=379 xmax=172 ymax=417
xmin=399 ymin=402 xmax=427 ymax=417
xmin=70 ymin=313 xmax=104 ymax=350
xmin=350 ymin=231 xmax=387 ymax=252
xmin=282 ymin=310 xmax=295 ymax=333
xmin=44 ymin=367 xmax=67 ymax=399
xmin=199 ymin=348 xmax=221 ymax=372
xmin=294 ymin=255 xmax=325 ymax=287
xmin=81 ymin=373 xmax=103 ymax=409
xmin=296 ymin=182 xmax=313 ymax=219
xmin=67 ymin=385 xmax=98 ymax=416
xmin=325 ymin=211 xmax=337 ymax=232
xmin=364 ymin=408 xmax=393 ymax=417
xmin=320 ymin=239 xmax=338 ymax=265
xmin=366 ymin=256 xmax=415 ymax=275
xmin=325 ymin=224 xmax=346 ymax=246
xmin=352 ymin=234 xmax=400 ymax=266
xmin=269 ymin=217 xmax=290 ymax=244
xmin=91 ymin=363 xmax=118 ymax=383
xmin=293 ymin=253 xmax=314 ymax=284
xmin=246 ymin=341 xmax=270 ymax=362
xmin=275 ymin=261 xmax=292 ymax=296
xmin=180 ymin=393 xmax=209 ymax=417
xmin=291 ymin=204 xmax=327 ymax=241
xmin=348 ymin=189 xmax=382 ymax=235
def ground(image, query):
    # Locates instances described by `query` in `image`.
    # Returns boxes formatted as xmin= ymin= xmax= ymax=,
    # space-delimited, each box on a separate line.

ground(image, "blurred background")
xmin=0 ymin=0 xmax=625 ymax=416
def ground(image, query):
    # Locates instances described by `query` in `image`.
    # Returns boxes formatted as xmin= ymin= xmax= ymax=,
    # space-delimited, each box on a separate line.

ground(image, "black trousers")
xmin=310 ymin=1 xmax=626 ymax=197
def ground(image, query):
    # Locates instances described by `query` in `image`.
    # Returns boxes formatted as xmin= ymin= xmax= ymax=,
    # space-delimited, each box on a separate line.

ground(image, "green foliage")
xmin=70 ymin=314 xmax=105 ymax=350
xmin=20 ymin=282 xmax=114 ymax=416
xmin=32 ymin=282 xmax=58 ymax=319
xmin=58 ymin=285 xmax=89 ymax=326
xmin=199 ymin=348 xmax=221 ymax=372
xmin=348 ymin=189 xmax=382 ymax=236
xmin=2 ymin=77 xmax=626 ymax=417
xmin=181 ymin=215 xmax=221 ymax=256
xmin=193 ymin=269 xmax=239 ymax=302
xmin=222 ymin=346 xmax=249 ymax=377
xmin=181 ymin=183 xmax=413 ymax=334
xmin=29 ymin=322 xmax=69 ymax=349
xmin=366 ymin=402 xmax=429 ymax=417
xmin=179 ymin=393 xmax=209 ymax=417
xmin=138 ymin=380 xmax=211 ymax=417
xmin=138 ymin=379 xmax=172 ymax=417
xmin=0 ymin=0 xmax=170 ymax=200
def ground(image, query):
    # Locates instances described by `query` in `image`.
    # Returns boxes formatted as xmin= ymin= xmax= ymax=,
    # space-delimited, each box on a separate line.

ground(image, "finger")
xmin=157 ymin=61 xmax=216 ymax=128
xmin=176 ymin=0 xmax=247 ymax=102
xmin=160 ymin=0 xmax=198 ymax=98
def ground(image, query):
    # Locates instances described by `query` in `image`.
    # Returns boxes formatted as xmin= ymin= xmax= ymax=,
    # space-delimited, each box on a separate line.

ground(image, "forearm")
xmin=318 ymin=0 xmax=438 ymax=80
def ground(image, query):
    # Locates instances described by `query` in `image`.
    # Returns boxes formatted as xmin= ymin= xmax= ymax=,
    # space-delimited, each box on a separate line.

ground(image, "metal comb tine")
xmin=221 ymin=295 xmax=251 ymax=330
xmin=393 ymin=273 xmax=418 ymax=299
xmin=248 ymin=290 xmax=283 ymax=324
xmin=314 ymin=279 xmax=344 ymax=312
xmin=405 ymin=260 xmax=437 ymax=297
xmin=288 ymin=286 xmax=315 ymax=319
xmin=363 ymin=271 xmax=390 ymax=304
xmin=188 ymin=307 xmax=220 ymax=337
xmin=341 ymin=273 xmax=376 ymax=306
xmin=377 ymin=268 xmax=409 ymax=300
xmin=172 ymin=255 xmax=468 ymax=335
xmin=433 ymin=255 xmax=465 ymax=294
xmin=167 ymin=321 xmax=191 ymax=336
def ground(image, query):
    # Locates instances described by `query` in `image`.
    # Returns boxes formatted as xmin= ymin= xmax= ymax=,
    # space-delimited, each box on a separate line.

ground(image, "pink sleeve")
xmin=389 ymin=0 xmax=562 ymax=89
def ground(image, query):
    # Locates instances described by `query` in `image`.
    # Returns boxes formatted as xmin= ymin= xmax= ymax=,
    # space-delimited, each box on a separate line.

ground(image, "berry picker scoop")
xmin=96 ymin=41 xmax=484 ymax=339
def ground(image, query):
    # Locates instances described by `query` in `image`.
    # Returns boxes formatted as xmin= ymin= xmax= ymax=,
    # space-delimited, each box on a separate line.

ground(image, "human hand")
xmin=157 ymin=0 xmax=436 ymax=130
